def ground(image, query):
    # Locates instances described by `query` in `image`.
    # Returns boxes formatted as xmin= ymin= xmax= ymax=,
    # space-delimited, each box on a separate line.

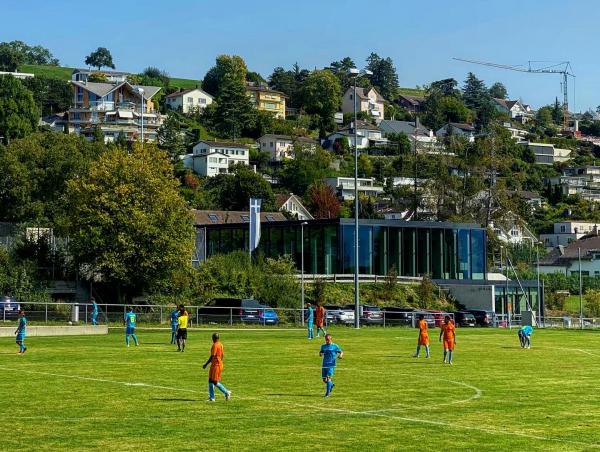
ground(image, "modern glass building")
xmin=195 ymin=218 xmax=487 ymax=281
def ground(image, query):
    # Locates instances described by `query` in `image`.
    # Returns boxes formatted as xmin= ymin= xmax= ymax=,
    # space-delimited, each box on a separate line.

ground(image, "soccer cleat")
xmin=207 ymin=398 xmax=215 ymax=402
xmin=443 ymin=360 xmax=447 ymax=364
xmin=22 ymin=348 xmax=27 ymax=354
xmin=225 ymin=391 xmax=232 ymax=401
xmin=413 ymin=354 xmax=419 ymax=358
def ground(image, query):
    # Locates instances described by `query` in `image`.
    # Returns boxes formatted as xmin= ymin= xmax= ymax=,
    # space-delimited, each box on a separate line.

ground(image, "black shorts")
xmin=176 ymin=329 xmax=187 ymax=340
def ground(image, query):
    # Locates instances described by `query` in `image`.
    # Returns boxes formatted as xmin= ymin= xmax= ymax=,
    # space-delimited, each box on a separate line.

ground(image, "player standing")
xmin=413 ymin=314 xmax=430 ymax=358
xmin=202 ymin=333 xmax=231 ymax=402
xmin=91 ymin=298 xmax=99 ymax=326
xmin=15 ymin=310 xmax=27 ymax=354
xmin=124 ymin=307 xmax=139 ymax=347
xmin=518 ymin=324 xmax=533 ymax=349
xmin=176 ymin=305 xmax=188 ymax=352
xmin=170 ymin=305 xmax=179 ymax=344
xmin=439 ymin=315 xmax=456 ymax=364
xmin=306 ymin=303 xmax=314 ymax=339
xmin=319 ymin=333 xmax=343 ymax=397
xmin=315 ymin=304 xmax=326 ymax=338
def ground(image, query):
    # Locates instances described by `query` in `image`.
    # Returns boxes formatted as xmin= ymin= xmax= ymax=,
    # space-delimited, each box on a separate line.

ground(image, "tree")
xmin=488 ymin=82 xmax=508 ymax=99
xmin=551 ymin=98 xmax=563 ymax=125
xmin=536 ymin=106 xmax=553 ymax=127
xmin=327 ymin=57 xmax=358 ymax=92
xmin=386 ymin=132 xmax=411 ymax=155
xmin=202 ymin=55 xmax=247 ymax=97
xmin=2 ymin=40 xmax=59 ymax=65
xmin=0 ymin=75 xmax=38 ymax=143
xmin=139 ymin=66 xmax=170 ymax=88
xmin=306 ymin=181 xmax=341 ymax=219
xmin=246 ymin=71 xmax=266 ymax=85
xmin=157 ymin=112 xmax=186 ymax=161
xmin=279 ymin=148 xmax=332 ymax=196
xmin=205 ymin=164 xmax=275 ymax=211
xmin=268 ymin=63 xmax=309 ymax=109
xmin=429 ymin=78 xmax=459 ymax=97
xmin=64 ymin=144 xmax=194 ymax=299
xmin=585 ymin=290 xmax=600 ymax=317
xmin=22 ymin=76 xmax=71 ymax=116
xmin=365 ymin=53 xmax=399 ymax=100
xmin=301 ymin=70 xmax=341 ymax=136
xmin=0 ymin=43 xmax=23 ymax=72
xmin=84 ymin=47 xmax=115 ymax=70
xmin=213 ymin=72 xmax=256 ymax=139
xmin=463 ymin=72 xmax=496 ymax=131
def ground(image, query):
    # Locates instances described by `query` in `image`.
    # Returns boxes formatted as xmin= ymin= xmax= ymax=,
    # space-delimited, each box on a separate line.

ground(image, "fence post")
xmin=383 ymin=311 xmax=386 ymax=328
xmin=45 ymin=303 xmax=48 ymax=324
xmin=196 ymin=306 xmax=199 ymax=327
xmin=160 ymin=306 xmax=163 ymax=325
xmin=229 ymin=308 xmax=233 ymax=326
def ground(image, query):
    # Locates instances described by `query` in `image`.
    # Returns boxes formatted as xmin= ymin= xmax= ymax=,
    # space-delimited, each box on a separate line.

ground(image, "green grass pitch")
xmin=1 ymin=327 xmax=599 ymax=451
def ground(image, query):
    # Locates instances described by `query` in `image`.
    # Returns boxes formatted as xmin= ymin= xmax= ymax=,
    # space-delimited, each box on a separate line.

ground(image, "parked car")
xmin=428 ymin=310 xmax=445 ymax=328
xmin=453 ymin=311 xmax=476 ymax=327
xmin=0 ymin=296 xmax=19 ymax=320
xmin=198 ymin=298 xmax=278 ymax=324
xmin=468 ymin=309 xmax=497 ymax=327
xmin=359 ymin=305 xmax=384 ymax=325
xmin=381 ymin=307 xmax=415 ymax=326
xmin=416 ymin=311 xmax=436 ymax=328
xmin=324 ymin=305 xmax=355 ymax=325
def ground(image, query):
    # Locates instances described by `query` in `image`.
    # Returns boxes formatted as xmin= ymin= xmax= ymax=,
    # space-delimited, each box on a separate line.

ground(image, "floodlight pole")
xmin=579 ymin=247 xmax=583 ymax=329
xmin=301 ymin=221 xmax=307 ymax=326
xmin=536 ymin=242 xmax=541 ymax=326
xmin=353 ymin=74 xmax=360 ymax=329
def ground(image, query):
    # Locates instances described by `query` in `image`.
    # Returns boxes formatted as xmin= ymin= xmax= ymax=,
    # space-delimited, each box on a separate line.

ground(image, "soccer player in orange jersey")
xmin=413 ymin=314 xmax=430 ymax=358
xmin=315 ymin=304 xmax=326 ymax=337
xmin=439 ymin=315 xmax=456 ymax=365
xmin=202 ymin=333 xmax=231 ymax=402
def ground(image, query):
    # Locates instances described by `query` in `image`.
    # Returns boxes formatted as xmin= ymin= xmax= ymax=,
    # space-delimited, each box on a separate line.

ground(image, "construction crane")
xmin=453 ymin=57 xmax=575 ymax=130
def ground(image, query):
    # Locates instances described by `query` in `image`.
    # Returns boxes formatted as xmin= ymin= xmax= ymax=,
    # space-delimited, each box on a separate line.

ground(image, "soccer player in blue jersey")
xmin=518 ymin=324 xmax=533 ymax=349
xmin=319 ymin=333 xmax=343 ymax=397
xmin=124 ymin=307 xmax=139 ymax=347
xmin=170 ymin=305 xmax=180 ymax=344
xmin=15 ymin=310 xmax=27 ymax=354
xmin=306 ymin=303 xmax=314 ymax=339
xmin=91 ymin=298 xmax=99 ymax=326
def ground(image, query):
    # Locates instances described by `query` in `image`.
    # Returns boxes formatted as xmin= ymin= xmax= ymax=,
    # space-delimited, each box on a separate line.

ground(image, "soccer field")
xmin=1 ymin=327 xmax=600 ymax=451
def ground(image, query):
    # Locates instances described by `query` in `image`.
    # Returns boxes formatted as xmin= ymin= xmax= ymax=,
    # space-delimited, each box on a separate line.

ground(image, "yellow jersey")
xmin=177 ymin=314 xmax=189 ymax=329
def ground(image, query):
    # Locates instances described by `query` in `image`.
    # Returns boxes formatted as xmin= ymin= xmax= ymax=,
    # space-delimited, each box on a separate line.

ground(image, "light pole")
xmin=579 ymin=247 xmax=583 ymax=329
xmin=536 ymin=241 xmax=541 ymax=326
xmin=348 ymin=67 xmax=372 ymax=329
xmin=300 ymin=221 xmax=308 ymax=326
xmin=137 ymin=87 xmax=145 ymax=145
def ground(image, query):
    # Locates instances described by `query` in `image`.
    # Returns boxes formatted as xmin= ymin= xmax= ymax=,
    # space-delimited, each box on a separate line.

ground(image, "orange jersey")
xmin=441 ymin=322 xmax=455 ymax=343
xmin=418 ymin=319 xmax=429 ymax=345
xmin=209 ymin=341 xmax=224 ymax=382
xmin=315 ymin=306 xmax=325 ymax=326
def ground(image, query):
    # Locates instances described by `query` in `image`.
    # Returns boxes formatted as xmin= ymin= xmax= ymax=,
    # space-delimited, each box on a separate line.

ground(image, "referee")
xmin=176 ymin=305 xmax=189 ymax=352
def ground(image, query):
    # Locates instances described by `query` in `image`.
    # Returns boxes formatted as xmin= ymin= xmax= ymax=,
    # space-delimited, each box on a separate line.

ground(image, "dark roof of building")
xmin=164 ymin=87 xmax=211 ymax=99
xmin=348 ymin=86 xmax=385 ymax=102
xmin=396 ymin=94 xmax=425 ymax=104
xmin=72 ymin=68 xmax=131 ymax=76
xmin=494 ymin=98 xmax=522 ymax=110
xmin=70 ymin=80 xmax=161 ymax=99
xmin=448 ymin=122 xmax=476 ymax=131
xmin=540 ymin=234 xmax=600 ymax=266
xmin=245 ymin=84 xmax=288 ymax=97
xmin=337 ymin=120 xmax=380 ymax=132
xmin=258 ymin=134 xmax=317 ymax=144
xmin=193 ymin=210 xmax=287 ymax=225
xmin=378 ymin=120 xmax=430 ymax=136
xmin=195 ymin=140 xmax=250 ymax=149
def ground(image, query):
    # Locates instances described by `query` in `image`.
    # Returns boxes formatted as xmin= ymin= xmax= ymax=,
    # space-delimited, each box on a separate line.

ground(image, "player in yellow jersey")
xmin=176 ymin=305 xmax=188 ymax=352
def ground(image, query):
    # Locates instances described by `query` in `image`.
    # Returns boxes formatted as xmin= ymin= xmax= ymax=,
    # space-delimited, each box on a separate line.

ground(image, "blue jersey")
xmin=306 ymin=307 xmax=314 ymax=322
xmin=92 ymin=303 xmax=98 ymax=315
xmin=170 ymin=310 xmax=179 ymax=325
xmin=520 ymin=325 xmax=533 ymax=336
xmin=16 ymin=317 xmax=26 ymax=338
xmin=321 ymin=343 xmax=342 ymax=369
xmin=125 ymin=312 xmax=136 ymax=328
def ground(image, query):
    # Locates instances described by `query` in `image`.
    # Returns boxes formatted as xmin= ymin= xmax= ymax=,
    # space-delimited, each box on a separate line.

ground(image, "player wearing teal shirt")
xmin=170 ymin=307 xmax=179 ymax=344
xmin=319 ymin=334 xmax=343 ymax=397
xmin=306 ymin=303 xmax=314 ymax=339
xmin=518 ymin=325 xmax=533 ymax=349
xmin=15 ymin=310 xmax=27 ymax=354
xmin=124 ymin=307 xmax=139 ymax=347
xmin=91 ymin=299 xmax=99 ymax=326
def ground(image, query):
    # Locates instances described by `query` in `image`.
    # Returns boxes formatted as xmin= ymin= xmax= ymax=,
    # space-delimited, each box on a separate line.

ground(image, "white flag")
xmin=249 ymin=198 xmax=262 ymax=252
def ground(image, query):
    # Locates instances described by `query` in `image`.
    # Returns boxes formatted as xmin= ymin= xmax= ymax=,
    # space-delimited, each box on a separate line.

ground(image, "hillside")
xmin=19 ymin=64 xmax=200 ymax=90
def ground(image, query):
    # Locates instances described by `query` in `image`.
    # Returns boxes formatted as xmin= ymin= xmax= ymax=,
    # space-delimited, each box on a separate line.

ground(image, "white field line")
xmin=0 ymin=365 xmax=595 ymax=447
xmin=543 ymin=346 xmax=600 ymax=357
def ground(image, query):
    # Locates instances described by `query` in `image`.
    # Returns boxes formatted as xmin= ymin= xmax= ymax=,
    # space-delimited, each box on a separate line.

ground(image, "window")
xmin=241 ymin=215 xmax=250 ymax=222
xmin=199 ymin=98 xmax=206 ymax=104
xmin=187 ymin=97 xmax=193 ymax=103
xmin=266 ymin=215 xmax=275 ymax=222
xmin=209 ymin=157 xmax=217 ymax=163
xmin=270 ymin=142 xmax=274 ymax=147
xmin=560 ymin=225 xmax=566 ymax=232
xmin=240 ymin=150 xmax=245 ymax=156
xmin=208 ymin=213 xmax=218 ymax=223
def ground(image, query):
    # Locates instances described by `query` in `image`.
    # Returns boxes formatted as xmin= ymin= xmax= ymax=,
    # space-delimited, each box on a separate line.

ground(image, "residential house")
xmin=187 ymin=141 xmax=249 ymax=177
xmin=275 ymin=193 xmax=313 ymax=220
xmin=547 ymin=166 xmax=600 ymax=202
xmin=493 ymin=98 xmax=532 ymax=122
xmin=523 ymin=142 xmax=571 ymax=165
xmin=539 ymin=233 xmax=600 ymax=276
xmin=256 ymin=134 xmax=318 ymax=162
xmin=325 ymin=177 xmax=384 ymax=201
xmin=40 ymin=113 xmax=68 ymax=133
xmin=435 ymin=123 xmax=476 ymax=142
xmin=72 ymin=68 xmax=130 ymax=83
xmin=341 ymin=87 xmax=385 ymax=119
xmin=395 ymin=94 xmax=425 ymax=113
xmin=324 ymin=120 xmax=387 ymax=150
xmin=489 ymin=216 xmax=538 ymax=246
xmin=193 ymin=210 xmax=287 ymax=226
xmin=164 ymin=88 xmax=213 ymax=113
xmin=501 ymin=122 xmax=528 ymax=141
xmin=378 ymin=119 xmax=444 ymax=153
xmin=67 ymin=80 xmax=163 ymax=143
xmin=246 ymin=82 xmax=287 ymax=119
xmin=506 ymin=190 xmax=544 ymax=210
xmin=540 ymin=221 xmax=600 ymax=248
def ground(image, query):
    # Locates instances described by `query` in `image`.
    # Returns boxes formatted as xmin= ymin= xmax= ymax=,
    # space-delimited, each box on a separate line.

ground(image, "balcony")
xmin=71 ymin=100 xmax=153 ymax=114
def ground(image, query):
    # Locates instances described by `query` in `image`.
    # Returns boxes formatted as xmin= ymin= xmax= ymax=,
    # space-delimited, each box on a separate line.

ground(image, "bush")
xmin=585 ymin=290 xmax=600 ymax=317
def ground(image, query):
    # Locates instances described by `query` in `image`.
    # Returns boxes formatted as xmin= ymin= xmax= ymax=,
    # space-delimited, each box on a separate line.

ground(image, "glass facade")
xmin=199 ymin=219 xmax=487 ymax=280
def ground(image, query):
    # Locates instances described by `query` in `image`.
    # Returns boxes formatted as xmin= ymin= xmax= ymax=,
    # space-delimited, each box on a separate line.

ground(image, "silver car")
xmin=324 ymin=305 xmax=355 ymax=325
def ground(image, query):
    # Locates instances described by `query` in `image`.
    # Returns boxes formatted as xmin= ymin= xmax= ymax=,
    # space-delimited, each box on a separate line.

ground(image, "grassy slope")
xmin=1 ymin=328 xmax=599 ymax=451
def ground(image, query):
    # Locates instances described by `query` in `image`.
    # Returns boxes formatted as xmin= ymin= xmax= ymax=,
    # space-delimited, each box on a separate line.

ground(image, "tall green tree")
xmin=205 ymin=164 xmax=275 ymax=211
xmin=0 ymin=43 xmax=23 ymax=72
xmin=365 ymin=53 xmax=399 ymax=100
xmin=22 ymin=76 xmax=71 ymax=116
xmin=327 ymin=57 xmax=362 ymax=92
xmin=213 ymin=72 xmax=256 ymax=139
xmin=84 ymin=47 xmax=115 ymax=70
xmin=64 ymin=144 xmax=194 ymax=299
xmin=202 ymin=55 xmax=247 ymax=97
xmin=0 ymin=75 xmax=38 ymax=143
xmin=488 ymin=82 xmax=508 ymax=99
xmin=268 ymin=63 xmax=309 ymax=109
xmin=301 ymin=70 xmax=341 ymax=136
xmin=279 ymin=148 xmax=332 ymax=195
xmin=2 ymin=40 xmax=59 ymax=65
xmin=157 ymin=112 xmax=186 ymax=161
xmin=463 ymin=72 xmax=496 ymax=131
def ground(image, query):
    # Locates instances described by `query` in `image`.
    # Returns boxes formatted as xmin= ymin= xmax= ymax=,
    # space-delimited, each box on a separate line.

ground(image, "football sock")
xmin=19 ymin=343 xmax=25 ymax=353
xmin=425 ymin=346 xmax=430 ymax=357
xmin=443 ymin=350 xmax=447 ymax=361
xmin=325 ymin=380 xmax=333 ymax=396
xmin=216 ymin=382 xmax=228 ymax=395
xmin=415 ymin=345 xmax=421 ymax=356
xmin=132 ymin=334 xmax=138 ymax=345
xmin=448 ymin=351 xmax=453 ymax=363
xmin=125 ymin=335 xmax=130 ymax=346
xmin=208 ymin=382 xmax=215 ymax=399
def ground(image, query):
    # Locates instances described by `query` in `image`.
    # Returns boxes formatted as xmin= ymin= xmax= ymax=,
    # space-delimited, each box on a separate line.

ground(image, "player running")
xmin=319 ymin=333 xmax=343 ymax=397
xmin=202 ymin=333 xmax=231 ymax=402
xmin=91 ymin=298 xmax=99 ymax=326
xmin=315 ymin=304 xmax=326 ymax=338
xmin=518 ymin=324 xmax=533 ymax=349
xmin=170 ymin=305 xmax=180 ymax=344
xmin=15 ymin=310 xmax=27 ymax=354
xmin=439 ymin=315 xmax=456 ymax=364
xmin=124 ymin=307 xmax=139 ymax=347
xmin=176 ymin=305 xmax=188 ymax=352
xmin=306 ymin=303 xmax=314 ymax=339
xmin=413 ymin=314 xmax=430 ymax=358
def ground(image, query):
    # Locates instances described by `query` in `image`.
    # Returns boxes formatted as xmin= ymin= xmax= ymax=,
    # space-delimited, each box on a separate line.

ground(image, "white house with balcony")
xmin=325 ymin=177 xmax=384 ymax=201
xmin=256 ymin=134 xmax=317 ymax=161
xmin=71 ymin=68 xmax=130 ymax=83
xmin=540 ymin=221 xmax=600 ymax=249
xmin=341 ymin=87 xmax=385 ymax=119
xmin=276 ymin=193 xmax=313 ymax=220
xmin=191 ymin=141 xmax=249 ymax=167
xmin=325 ymin=120 xmax=387 ymax=150
xmin=191 ymin=152 xmax=232 ymax=177
xmin=523 ymin=142 xmax=571 ymax=165
xmin=165 ymin=88 xmax=213 ymax=114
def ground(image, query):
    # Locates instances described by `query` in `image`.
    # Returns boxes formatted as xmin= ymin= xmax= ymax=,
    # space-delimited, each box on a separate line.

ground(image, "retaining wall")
xmin=0 ymin=325 xmax=108 ymax=337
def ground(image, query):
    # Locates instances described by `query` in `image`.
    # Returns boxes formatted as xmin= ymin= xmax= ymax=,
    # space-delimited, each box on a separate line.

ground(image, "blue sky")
xmin=2 ymin=0 xmax=598 ymax=110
